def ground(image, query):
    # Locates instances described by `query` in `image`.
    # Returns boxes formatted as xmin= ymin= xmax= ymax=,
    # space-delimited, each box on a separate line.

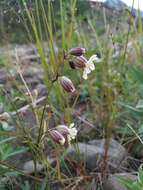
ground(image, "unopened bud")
xmin=69 ymin=47 xmax=86 ymax=56
xmin=56 ymin=125 xmax=69 ymax=135
xmin=69 ymin=56 xmax=87 ymax=69
xmin=49 ymin=130 xmax=65 ymax=145
xmin=60 ymin=76 xmax=75 ymax=93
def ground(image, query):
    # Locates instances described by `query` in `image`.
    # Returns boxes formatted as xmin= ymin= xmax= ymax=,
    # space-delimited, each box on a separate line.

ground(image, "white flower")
xmin=55 ymin=123 xmax=77 ymax=144
xmin=67 ymin=123 xmax=77 ymax=143
xmin=83 ymin=54 xmax=101 ymax=80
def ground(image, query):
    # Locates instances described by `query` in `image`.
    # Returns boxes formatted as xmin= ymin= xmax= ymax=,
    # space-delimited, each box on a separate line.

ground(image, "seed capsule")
xmin=69 ymin=47 xmax=86 ymax=56
xmin=60 ymin=76 xmax=75 ymax=93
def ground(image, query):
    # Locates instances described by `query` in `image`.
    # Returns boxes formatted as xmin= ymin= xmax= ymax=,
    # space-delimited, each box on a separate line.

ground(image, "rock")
xmin=20 ymin=65 xmax=43 ymax=87
xmin=104 ymin=173 xmax=136 ymax=190
xmin=88 ymin=139 xmax=127 ymax=169
xmin=23 ymin=160 xmax=43 ymax=173
xmin=20 ymin=55 xmax=40 ymax=64
xmin=65 ymin=139 xmax=127 ymax=172
xmin=23 ymin=157 xmax=55 ymax=173
xmin=24 ymin=77 xmax=42 ymax=87
xmin=36 ymin=84 xmax=47 ymax=98
xmin=17 ymin=110 xmax=37 ymax=127
xmin=104 ymin=0 xmax=127 ymax=11
xmin=66 ymin=143 xmax=102 ymax=171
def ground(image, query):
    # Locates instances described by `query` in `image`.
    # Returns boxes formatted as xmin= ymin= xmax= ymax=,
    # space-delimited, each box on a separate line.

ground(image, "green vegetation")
xmin=0 ymin=0 xmax=143 ymax=189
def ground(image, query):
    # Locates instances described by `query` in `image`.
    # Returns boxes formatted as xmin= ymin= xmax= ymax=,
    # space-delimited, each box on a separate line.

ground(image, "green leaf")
xmin=5 ymin=147 xmax=29 ymax=158
xmin=0 ymin=166 xmax=18 ymax=177
xmin=0 ymin=137 xmax=17 ymax=145
xmin=117 ymin=101 xmax=143 ymax=113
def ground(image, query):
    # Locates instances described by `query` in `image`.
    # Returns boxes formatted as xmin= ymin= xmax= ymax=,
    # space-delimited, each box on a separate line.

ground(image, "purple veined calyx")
xmin=60 ymin=76 xmax=76 ymax=93
xmin=69 ymin=56 xmax=87 ymax=69
xmin=49 ymin=129 xmax=65 ymax=145
xmin=68 ymin=47 xmax=86 ymax=56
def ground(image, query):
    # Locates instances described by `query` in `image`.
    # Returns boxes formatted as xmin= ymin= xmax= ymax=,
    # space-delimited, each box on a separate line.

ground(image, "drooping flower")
xmin=82 ymin=54 xmax=101 ymax=80
xmin=69 ymin=47 xmax=86 ymax=56
xmin=60 ymin=76 xmax=75 ymax=93
xmin=56 ymin=123 xmax=77 ymax=144
xmin=49 ymin=129 xmax=65 ymax=145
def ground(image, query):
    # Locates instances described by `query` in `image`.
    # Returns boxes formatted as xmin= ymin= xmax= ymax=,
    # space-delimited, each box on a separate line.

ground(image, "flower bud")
xmin=49 ymin=130 xmax=65 ymax=145
xmin=69 ymin=56 xmax=87 ymax=69
xmin=60 ymin=76 xmax=75 ymax=93
xmin=56 ymin=125 xmax=70 ymax=135
xmin=69 ymin=47 xmax=86 ymax=56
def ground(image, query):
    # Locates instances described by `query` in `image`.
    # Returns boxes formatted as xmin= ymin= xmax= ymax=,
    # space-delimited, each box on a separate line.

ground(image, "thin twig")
xmin=11 ymin=96 xmax=46 ymax=116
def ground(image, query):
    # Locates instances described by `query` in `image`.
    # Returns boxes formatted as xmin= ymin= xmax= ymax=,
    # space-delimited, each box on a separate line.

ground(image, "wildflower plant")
xmin=0 ymin=0 xmax=103 ymax=180
xmin=46 ymin=47 xmax=100 ymax=146
xmin=1 ymin=0 xmax=136 ymax=188
xmin=7 ymin=1 xmax=102 ymax=186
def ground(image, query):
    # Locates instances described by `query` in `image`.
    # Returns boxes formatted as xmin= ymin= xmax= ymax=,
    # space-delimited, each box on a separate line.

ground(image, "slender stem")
xmin=37 ymin=101 xmax=48 ymax=144
xmin=122 ymin=0 xmax=135 ymax=67
xmin=37 ymin=75 xmax=59 ymax=144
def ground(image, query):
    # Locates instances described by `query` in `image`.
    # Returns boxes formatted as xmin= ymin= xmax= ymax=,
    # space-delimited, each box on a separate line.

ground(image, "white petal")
xmin=88 ymin=63 xmax=95 ymax=71
xmin=69 ymin=123 xmax=74 ymax=128
xmin=67 ymin=124 xmax=77 ymax=143
xmin=83 ymin=69 xmax=88 ymax=79
xmin=88 ymin=55 xmax=98 ymax=62
xmin=68 ymin=128 xmax=77 ymax=140
xmin=59 ymin=138 xmax=65 ymax=145
xmin=85 ymin=66 xmax=91 ymax=74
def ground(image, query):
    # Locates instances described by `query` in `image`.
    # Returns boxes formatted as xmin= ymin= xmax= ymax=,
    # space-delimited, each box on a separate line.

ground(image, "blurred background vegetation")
xmin=0 ymin=0 xmax=122 ymax=44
